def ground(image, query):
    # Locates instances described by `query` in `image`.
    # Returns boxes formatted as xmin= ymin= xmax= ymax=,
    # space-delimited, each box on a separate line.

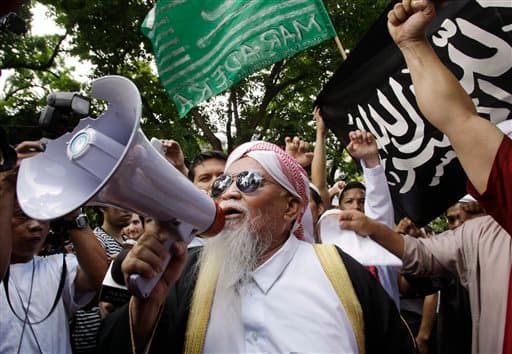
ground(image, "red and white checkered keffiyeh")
xmin=226 ymin=141 xmax=310 ymax=240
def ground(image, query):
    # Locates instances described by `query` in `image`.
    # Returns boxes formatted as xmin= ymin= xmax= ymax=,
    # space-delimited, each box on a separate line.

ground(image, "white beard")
xmin=197 ymin=202 xmax=274 ymax=291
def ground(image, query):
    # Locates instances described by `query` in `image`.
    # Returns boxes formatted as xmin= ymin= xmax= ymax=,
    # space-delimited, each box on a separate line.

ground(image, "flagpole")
xmin=320 ymin=0 xmax=347 ymax=60
xmin=334 ymin=36 xmax=347 ymax=60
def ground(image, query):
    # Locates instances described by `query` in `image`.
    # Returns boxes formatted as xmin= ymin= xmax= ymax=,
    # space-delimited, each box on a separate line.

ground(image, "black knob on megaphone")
xmin=39 ymin=92 xmax=91 ymax=139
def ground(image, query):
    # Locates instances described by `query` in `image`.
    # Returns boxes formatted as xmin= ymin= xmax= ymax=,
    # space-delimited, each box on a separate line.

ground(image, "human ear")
xmin=283 ymin=196 xmax=301 ymax=223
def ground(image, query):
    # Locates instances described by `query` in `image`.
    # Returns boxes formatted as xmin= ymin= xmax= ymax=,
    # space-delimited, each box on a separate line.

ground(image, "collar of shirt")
xmin=250 ymin=234 xmax=299 ymax=294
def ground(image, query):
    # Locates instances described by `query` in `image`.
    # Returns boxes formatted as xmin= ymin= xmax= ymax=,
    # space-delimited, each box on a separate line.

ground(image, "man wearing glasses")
xmin=99 ymin=141 xmax=414 ymax=354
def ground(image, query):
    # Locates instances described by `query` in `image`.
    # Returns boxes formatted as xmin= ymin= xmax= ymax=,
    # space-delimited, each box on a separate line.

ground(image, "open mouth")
xmin=222 ymin=206 xmax=244 ymax=219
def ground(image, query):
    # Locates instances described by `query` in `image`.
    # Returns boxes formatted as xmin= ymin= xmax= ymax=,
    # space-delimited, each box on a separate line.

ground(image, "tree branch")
xmin=232 ymin=90 xmax=242 ymax=151
xmin=46 ymin=70 xmax=60 ymax=79
xmin=3 ymin=84 xmax=33 ymax=101
xmin=190 ymin=108 xmax=222 ymax=151
xmin=248 ymin=62 xmax=305 ymax=132
xmin=2 ymin=34 xmax=68 ymax=72
xmin=226 ymin=89 xmax=234 ymax=152
xmin=274 ymin=74 xmax=306 ymax=94
xmin=140 ymin=95 xmax=161 ymax=125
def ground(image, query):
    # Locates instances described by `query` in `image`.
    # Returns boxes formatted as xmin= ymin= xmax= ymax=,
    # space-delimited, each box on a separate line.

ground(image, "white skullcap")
xmin=458 ymin=194 xmax=477 ymax=203
xmin=497 ymin=119 xmax=512 ymax=138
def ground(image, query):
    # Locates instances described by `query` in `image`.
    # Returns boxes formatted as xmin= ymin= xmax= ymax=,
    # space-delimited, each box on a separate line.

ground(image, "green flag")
xmin=142 ymin=0 xmax=336 ymax=117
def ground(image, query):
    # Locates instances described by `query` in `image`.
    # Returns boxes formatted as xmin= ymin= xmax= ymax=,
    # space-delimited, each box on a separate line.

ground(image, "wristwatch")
xmin=62 ymin=212 xmax=89 ymax=230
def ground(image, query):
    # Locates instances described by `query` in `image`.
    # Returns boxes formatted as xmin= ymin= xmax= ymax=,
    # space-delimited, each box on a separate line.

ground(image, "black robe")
xmin=98 ymin=247 xmax=415 ymax=354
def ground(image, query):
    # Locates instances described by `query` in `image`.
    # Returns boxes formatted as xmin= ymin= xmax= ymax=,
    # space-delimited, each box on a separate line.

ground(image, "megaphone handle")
xmin=128 ymin=238 xmax=173 ymax=298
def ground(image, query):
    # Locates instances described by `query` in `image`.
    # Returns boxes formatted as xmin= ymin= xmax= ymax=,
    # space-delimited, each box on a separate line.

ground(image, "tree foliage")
xmin=0 ymin=0 xmax=389 ymax=183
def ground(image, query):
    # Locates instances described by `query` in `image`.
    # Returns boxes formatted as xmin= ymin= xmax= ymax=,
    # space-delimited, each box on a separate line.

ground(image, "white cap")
xmin=497 ymin=119 xmax=512 ymax=138
xmin=458 ymin=194 xmax=477 ymax=203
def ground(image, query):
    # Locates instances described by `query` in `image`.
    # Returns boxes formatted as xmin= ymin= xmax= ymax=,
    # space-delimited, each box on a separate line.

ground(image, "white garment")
xmin=320 ymin=163 xmax=401 ymax=308
xmin=0 ymin=254 xmax=94 ymax=354
xmin=319 ymin=209 xmax=402 ymax=267
xmin=361 ymin=161 xmax=394 ymax=227
xmin=301 ymin=207 xmax=316 ymax=243
xmin=204 ymin=235 xmax=358 ymax=353
xmin=361 ymin=162 xmax=400 ymax=308
xmin=188 ymin=236 xmax=206 ymax=248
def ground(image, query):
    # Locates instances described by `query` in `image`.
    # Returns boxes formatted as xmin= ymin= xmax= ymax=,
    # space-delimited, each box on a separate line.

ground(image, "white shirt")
xmin=204 ymin=235 xmax=358 ymax=353
xmin=0 ymin=254 xmax=94 ymax=354
xmin=361 ymin=162 xmax=400 ymax=309
xmin=320 ymin=163 xmax=401 ymax=308
xmin=361 ymin=162 xmax=394 ymax=228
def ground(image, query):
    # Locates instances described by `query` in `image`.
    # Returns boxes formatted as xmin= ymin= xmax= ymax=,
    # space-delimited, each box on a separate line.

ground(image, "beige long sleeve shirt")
xmin=402 ymin=215 xmax=512 ymax=354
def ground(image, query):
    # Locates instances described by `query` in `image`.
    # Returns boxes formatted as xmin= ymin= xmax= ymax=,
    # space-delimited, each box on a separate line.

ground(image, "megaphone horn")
xmin=17 ymin=75 xmax=225 ymax=298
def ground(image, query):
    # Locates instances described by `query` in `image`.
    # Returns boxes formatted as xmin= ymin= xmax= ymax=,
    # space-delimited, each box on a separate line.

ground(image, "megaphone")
xmin=16 ymin=75 xmax=225 ymax=297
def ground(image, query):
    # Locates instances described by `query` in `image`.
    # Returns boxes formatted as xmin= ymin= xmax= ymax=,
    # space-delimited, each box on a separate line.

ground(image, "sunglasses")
xmin=211 ymin=170 xmax=272 ymax=198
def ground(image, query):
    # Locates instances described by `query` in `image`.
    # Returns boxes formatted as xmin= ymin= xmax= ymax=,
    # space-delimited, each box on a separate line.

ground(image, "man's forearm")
xmin=400 ymin=39 xmax=477 ymax=134
xmin=417 ymin=293 xmax=438 ymax=342
xmin=368 ymin=219 xmax=405 ymax=259
xmin=399 ymin=39 xmax=502 ymax=193
xmin=361 ymin=153 xmax=379 ymax=169
xmin=70 ymin=226 xmax=108 ymax=291
xmin=311 ymin=130 xmax=330 ymax=208
xmin=0 ymin=183 xmax=14 ymax=280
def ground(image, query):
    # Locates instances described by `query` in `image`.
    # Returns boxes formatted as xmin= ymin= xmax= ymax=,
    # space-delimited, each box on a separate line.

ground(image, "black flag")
xmin=317 ymin=0 xmax=512 ymax=226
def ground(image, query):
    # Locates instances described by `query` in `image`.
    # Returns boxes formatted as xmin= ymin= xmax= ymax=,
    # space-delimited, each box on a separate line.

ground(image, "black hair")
xmin=309 ymin=186 xmax=322 ymax=206
xmin=338 ymin=181 xmax=366 ymax=203
xmin=94 ymin=207 xmax=145 ymax=227
xmin=188 ymin=150 xmax=227 ymax=181
xmin=92 ymin=206 xmax=105 ymax=226
xmin=133 ymin=214 xmax=145 ymax=227
xmin=423 ymin=224 xmax=434 ymax=235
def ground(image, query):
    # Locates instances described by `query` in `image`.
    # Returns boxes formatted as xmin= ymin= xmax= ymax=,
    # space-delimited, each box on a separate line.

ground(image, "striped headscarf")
xmin=225 ymin=141 xmax=310 ymax=240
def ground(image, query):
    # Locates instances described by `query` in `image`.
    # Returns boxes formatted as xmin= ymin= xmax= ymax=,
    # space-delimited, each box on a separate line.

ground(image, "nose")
xmin=219 ymin=180 xmax=241 ymax=200
xmin=27 ymin=219 xmax=45 ymax=232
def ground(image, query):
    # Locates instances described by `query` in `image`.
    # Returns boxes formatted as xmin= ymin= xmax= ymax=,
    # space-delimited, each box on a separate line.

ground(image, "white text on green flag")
xmin=142 ymin=0 xmax=336 ymax=117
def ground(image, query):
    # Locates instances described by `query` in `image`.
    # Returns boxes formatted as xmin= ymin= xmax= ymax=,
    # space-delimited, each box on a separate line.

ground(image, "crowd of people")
xmin=1 ymin=1 xmax=511 ymax=353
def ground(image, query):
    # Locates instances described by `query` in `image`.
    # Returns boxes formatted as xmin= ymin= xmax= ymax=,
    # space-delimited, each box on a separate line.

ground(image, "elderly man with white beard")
xmin=98 ymin=141 xmax=414 ymax=354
